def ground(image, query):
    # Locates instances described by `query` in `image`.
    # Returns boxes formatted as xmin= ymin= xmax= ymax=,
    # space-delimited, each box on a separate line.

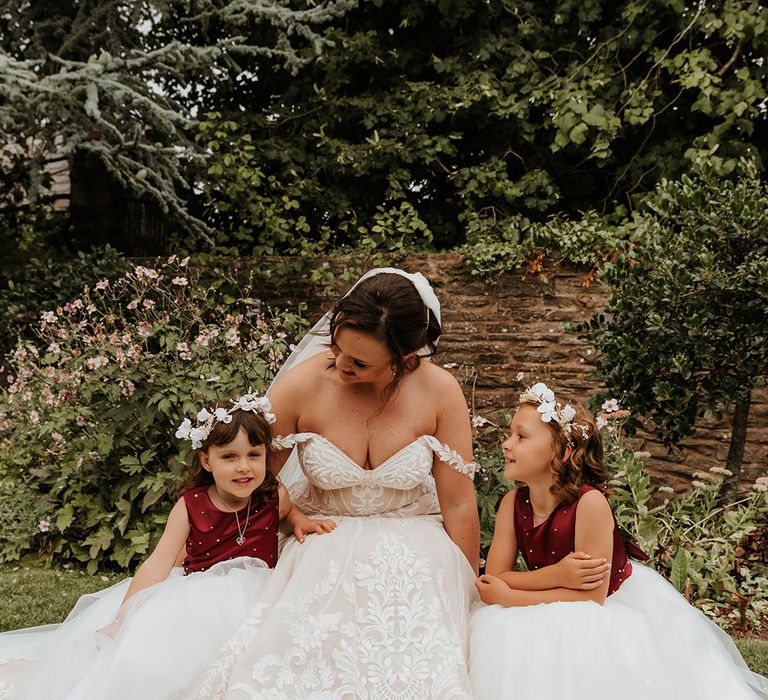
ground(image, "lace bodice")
xmin=273 ymin=433 xmax=476 ymax=517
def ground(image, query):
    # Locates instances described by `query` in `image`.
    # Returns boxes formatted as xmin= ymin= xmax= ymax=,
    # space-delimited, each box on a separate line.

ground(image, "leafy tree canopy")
xmin=200 ymin=0 xmax=768 ymax=252
xmin=0 ymin=0 xmax=350 ymax=240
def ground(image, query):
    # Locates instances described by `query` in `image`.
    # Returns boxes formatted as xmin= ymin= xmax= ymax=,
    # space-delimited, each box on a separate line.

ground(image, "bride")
xmin=187 ymin=267 xmax=481 ymax=699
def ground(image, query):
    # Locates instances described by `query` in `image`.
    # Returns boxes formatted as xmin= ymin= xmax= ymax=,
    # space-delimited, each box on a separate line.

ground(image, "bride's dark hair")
xmin=329 ymin=272 xmax=441 ymax=393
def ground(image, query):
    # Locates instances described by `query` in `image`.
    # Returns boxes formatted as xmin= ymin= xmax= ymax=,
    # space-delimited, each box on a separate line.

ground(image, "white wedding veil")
xmin=268 ymin=267 xmax=442 ymax=486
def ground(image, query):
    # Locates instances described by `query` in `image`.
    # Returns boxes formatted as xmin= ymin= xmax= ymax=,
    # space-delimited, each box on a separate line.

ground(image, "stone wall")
xmin=255 ymin=253 xmax=767 ymax=493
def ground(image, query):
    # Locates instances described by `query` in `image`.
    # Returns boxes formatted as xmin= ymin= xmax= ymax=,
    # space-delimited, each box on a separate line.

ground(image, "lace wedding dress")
xmin=184 ymin=432 xmax=478 ymax=700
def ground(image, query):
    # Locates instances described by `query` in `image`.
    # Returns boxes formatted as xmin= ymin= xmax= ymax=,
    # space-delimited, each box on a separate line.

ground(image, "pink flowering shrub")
xmin=0 ymin=257 xmax=304 ymax=572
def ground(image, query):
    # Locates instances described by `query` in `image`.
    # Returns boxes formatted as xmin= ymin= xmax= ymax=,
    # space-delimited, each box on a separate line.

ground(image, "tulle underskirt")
xmin=468 ymin=563 xmax=768 ymax=699
xmin=0 ymin=557 xmax=271 ymax=700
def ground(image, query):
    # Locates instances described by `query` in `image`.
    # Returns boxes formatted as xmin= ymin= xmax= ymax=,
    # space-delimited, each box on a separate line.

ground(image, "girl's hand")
xmin=293 ymin=517 xmax=337 ymax=543
xmin=476 ymin=573 xmax=513 ymax=606
xmin=556 ymin=551 xmax=611 ymax=589
xmin=95 ymin=618 xmax=122 ymax=648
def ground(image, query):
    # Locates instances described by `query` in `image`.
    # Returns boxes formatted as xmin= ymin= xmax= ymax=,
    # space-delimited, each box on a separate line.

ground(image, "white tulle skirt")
xmin=468 ymin=563 xmax=768 ymax=699
xmin=0 ymin=557 xmax=272 ymax=700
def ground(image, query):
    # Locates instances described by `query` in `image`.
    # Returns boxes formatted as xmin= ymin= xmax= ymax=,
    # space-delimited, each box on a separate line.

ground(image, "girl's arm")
xmin=277 ymin=482 xmax=336 ymax=543
xmin=477 ymin=489 xmax=615 ymax=606
xmin=100 ymin=498 xmax=190 ymax=636
xmin=485 ymin=491 xmax=610 ymax=591
xmin=432 ymin=373 xmax=480 ymax=574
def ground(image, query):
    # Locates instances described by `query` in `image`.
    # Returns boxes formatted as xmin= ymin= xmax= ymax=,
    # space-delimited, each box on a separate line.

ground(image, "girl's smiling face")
xmin=200 ymin=427 xmax=267 ymax=510
xmin=502 ymin=404 xmax=557 ymax=483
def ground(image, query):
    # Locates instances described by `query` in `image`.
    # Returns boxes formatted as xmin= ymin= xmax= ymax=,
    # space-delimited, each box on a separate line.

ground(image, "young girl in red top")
xmin=469 ymin=383 xmax=768 ymax=700
xmin=0 ymin=392 xmax=335 ymax=700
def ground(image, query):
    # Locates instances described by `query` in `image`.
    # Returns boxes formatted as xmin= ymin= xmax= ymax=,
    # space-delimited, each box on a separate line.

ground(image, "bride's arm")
xmin=266 ymin=363 xmax=306 ymax=475
xmin=431 ymin=371 xmax=481 ymax=574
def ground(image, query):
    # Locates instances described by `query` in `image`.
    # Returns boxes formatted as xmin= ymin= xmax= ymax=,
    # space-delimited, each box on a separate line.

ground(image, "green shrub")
xmin=0 ymin=246 xmax=128 ymax=360
xmin=0 ymin=256 xmax=305 ymax=572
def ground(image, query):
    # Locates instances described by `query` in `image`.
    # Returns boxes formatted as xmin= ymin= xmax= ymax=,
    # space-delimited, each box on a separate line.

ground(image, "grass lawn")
xmin=1 ymin=562 xmax=767 ymax=677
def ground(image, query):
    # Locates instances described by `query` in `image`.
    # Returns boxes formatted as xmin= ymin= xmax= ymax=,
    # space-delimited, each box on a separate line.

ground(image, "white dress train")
xmin=0 ymin=558 xmax=271 ymax=700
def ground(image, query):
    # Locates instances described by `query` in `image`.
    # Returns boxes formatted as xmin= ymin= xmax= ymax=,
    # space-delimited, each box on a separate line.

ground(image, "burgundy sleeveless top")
xmin=514 ymin=485 xmax=647 ymax=595
xmin=183 ymin=485 xmax=279 ymax=574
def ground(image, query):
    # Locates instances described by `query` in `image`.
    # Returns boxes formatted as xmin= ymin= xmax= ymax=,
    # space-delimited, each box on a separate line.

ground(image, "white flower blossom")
xmin=41 ymin=311 xmax=57 ymax=323
xmin=560 ymin=404 xmax=576 ymax=423
xmin=214 ymin=407 xmax=233 ymax=423
xmin=602 ymin=398 xmax=620 ymax=413
xmin=172 ymin=276 xmax=188 ymax=286
xmin=38 ymin=519 xmax=50 ymax=533
xmin=189 ymin=427 xmax=206 ymax=449
xmin=471 ymin=414 xmax=489 ymax=428
xmin=197 ymin=408 xmax=212 ymax=422
xmin=596 ymin=415 xmax=608 ymax=430
xmin=537 ymin=400 xmax=558 ymax=422
xmin=529 ymin=382 xmax=555 ymax=402
xmin=95 ymin=279 xmax=109 ymax=290
xmin=175 ymin=418 xmax=192 ymax=439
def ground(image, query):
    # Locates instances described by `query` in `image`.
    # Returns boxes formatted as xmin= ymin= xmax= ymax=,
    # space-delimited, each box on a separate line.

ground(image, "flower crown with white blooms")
xmin=519 ymin=382 xmax=590 ymax=443
xmin=175 ymin=392 xmax=276 ymax=449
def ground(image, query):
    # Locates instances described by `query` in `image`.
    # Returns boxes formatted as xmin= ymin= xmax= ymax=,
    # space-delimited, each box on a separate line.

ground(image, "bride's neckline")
xmin=299 ymin=432 xmax=426 ymax=472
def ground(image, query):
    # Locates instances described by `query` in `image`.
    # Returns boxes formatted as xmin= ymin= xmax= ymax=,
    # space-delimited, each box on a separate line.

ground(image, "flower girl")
xmin=469 ymin=383 xmax=768 ymax=700
xmin=0 ymin=392 xmax=335 ymax=699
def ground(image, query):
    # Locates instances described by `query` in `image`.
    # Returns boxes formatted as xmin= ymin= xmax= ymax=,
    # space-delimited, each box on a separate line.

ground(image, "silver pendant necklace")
xmin=233 ymin=496 xmax=252 ymax=546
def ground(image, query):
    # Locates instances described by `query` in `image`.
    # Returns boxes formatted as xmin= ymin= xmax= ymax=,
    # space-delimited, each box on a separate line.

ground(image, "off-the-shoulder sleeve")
xmin=422 ymin=435 xmax=478 ymax=479
xmin=271 ymin=432 xmax=317 ymax=451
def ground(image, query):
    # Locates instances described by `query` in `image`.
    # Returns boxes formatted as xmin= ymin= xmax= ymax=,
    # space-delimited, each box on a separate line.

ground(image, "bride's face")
xmin=330 ymin=326 xmax=394 ymax=385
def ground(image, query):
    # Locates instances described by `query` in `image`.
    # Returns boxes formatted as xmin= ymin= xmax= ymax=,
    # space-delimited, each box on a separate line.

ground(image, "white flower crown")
xmin=175 ymin=392 xmax=276 ymax=449
xmin=518 ymin=383 xmax=590 ymax=443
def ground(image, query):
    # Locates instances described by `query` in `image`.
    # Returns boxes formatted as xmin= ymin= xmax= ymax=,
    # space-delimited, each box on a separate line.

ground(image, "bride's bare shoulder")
xmin=272 ymin=352 xmax=330 ymax=397
xmin=415 ymin=359 xmax=465 ymax=397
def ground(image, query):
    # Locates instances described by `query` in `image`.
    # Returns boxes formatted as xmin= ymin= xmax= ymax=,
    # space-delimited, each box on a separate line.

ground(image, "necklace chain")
xmin=532 ymin=505 xmax=556 ymax=519
xmin=212 ymin=491 xmax=252 ymax=546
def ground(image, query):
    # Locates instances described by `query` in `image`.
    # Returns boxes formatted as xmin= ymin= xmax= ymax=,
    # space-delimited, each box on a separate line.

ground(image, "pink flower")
xmin=137 ymin=321 xmax=153 ymax=338
xmin=85 ymin=356 xmax=109 ymax=371
xmin=172 ymin=276 xmax=188 ymax=286
xmin=120 ymin=378 xmax=136 ymax=397
xmin=142 ymin=299 xmax=156 ymax=309
xmin=41 ymin=311 xmax=57 ymax=323
xmin=95 ymin=279 xmax=109 ymax=290
xmin=127 ymin=299 xmax=139 ymax=310
xmin=225 ymin=327 xmax=240 ymax=347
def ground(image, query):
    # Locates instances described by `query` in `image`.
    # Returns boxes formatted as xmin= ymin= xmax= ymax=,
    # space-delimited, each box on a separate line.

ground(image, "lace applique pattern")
xmin=422 ymin=435 xmax=478 ymax=478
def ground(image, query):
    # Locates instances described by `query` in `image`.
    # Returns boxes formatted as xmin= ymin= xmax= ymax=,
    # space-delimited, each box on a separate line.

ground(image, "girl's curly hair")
xmin=176 ymin=404 xmax=277 ymax=503
xmin=519 ymin=396 xmax=607 ymax=506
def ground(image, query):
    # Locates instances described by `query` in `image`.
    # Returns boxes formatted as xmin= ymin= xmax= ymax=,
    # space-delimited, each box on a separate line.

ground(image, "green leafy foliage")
xmin=197 ymin=0 xmax=768 ymax=252
xmin=580 ymin=163 xmax=768 ymax=485
xmin=603 ymin=421 xmax=768 ymax=631
xmin=0 ymin=257 xmax=306 ymax=571
xmin=0 ymin=246 xmax=128 ymax=360
xmin=0 ymin=0 xmax=351 ymax=239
